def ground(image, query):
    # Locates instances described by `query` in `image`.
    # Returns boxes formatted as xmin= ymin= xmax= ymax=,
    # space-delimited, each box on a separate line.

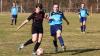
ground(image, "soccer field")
xmin=0 ymin=13 xmax=100 ymax=56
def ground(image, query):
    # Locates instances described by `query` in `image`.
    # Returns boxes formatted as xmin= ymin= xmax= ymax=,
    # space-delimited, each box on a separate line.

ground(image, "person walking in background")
xmin=79 ymin=3 xmax=89 ymax=33
xmin=11 ymin=2 xmax=18 ymax=25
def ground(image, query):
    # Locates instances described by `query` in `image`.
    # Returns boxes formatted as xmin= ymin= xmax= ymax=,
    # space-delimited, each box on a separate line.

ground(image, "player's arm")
xmin=77 ymin=8 xmax=81 ymax=18
xmin=48 ymin=12 xmax=54 ymax=23
xmin=62 ymin=13 xmax=69 ymax=25
xmin=16 ymin=19 xmax=29 ymax=31
xmin=16 ymin=13 xmax=33 ymax=31
xmin=79 ymin=13 xmax=81 ymax=18
xmin=44 ymin=13 xmax=49 ymax=20
xmin=86 ymin=9 xmax=89 ymax=16
xmin=63 ymin=16 xmax=69 ymax=25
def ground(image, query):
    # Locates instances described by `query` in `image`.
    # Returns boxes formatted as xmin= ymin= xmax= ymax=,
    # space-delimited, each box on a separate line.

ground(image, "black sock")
xmin=81 ymin=25 xmax=83 ymax=32
xmin=53 ymin=40 xmax=58 ymax=48
xmin=33 ymin=42 xmax=41 ymax=52
xmin=15 ymin=18 xmax=17 ymax=25
xmin=24 ymin=38 xmax=33 ymax=46
xmin=11 ymin=19 xmax=13 ymax=24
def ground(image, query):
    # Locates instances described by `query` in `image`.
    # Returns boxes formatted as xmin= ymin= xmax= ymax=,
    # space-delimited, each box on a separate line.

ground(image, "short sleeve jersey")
xmin=49 ymin=11 xmax=64 ymax=25
xmin=27 ymin=11 xmax=45 ymax=26
xmin=79 ymin=8 xmax=89 ymax=17
xmin=11 ymin=6 xmax=18 ymax=15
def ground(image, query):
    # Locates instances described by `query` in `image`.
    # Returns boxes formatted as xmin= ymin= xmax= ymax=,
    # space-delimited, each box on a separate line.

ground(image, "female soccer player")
xmin=11 ymin=2 xmax=18 ymax=25
xmin=48 ymin=3 xmax=69 ymax=53
xmin=17 ymin=3 xmax=46 ymax=55
xmin=79 ymin=3 xmax=89 ymax=33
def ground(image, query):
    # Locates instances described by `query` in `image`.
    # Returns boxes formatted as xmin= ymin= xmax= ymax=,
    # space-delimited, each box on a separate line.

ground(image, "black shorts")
xmin=32 ymin=25 xmax=43 ymax=34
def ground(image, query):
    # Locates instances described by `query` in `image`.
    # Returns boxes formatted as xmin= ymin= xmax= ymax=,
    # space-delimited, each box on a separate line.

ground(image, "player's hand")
xmin=67 ymin=22 xmax=69 ymax=25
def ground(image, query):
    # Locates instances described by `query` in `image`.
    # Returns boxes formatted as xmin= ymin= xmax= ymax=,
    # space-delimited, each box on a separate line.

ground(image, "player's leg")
xmin=56 ymin=30 xmax=66 ymax=51
xmin=18 ymin=38 xmax=33 ymax=50
xmin=33 ymin=33 xmax=43 ymax=53
xmin=82 ymin=17 xmax=86 ymax=33
xmin=15 ymin=15 xmax=17 ymax=25
xmin=18 ymin=34 xmax=36 ymax=51
xmin=24 ymin=38 xmax=33 ymax=46
xmin=53 ymin=35 xmax=58 ymax=52
xmin=18 ymin=27 xmax=36 ymax=50
xmin=80 ymin=17 xmax=84 ymax=32
xmin=50 ymin=25 xmax=58 ymax=52
xmin=11 ymin=15 xmax=14 ymax=25
xmin=11 ymin=19 xmax=14 ymax=25
xmin=80 ymin=22 xmax=83 ymax=32
xmin=56 ymin=25 xmax=66 ymax=51
xmin=56 ymin=30 xmax=64 ymax=46
xmin=32 ymin=33 xmax=38 ymax=52
xmin=33 ymin=26 xmax=43 ymax=55
xmin=31 ymin=33 xmax=38 ymax=55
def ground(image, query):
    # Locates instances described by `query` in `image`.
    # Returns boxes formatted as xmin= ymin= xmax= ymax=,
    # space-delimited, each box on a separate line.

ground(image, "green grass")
xmin=0 ymin=13 xmax=100 ymax=56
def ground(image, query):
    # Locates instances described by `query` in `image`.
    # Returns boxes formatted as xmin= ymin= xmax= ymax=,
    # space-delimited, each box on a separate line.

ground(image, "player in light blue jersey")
xmin=79 ymin=3 xmax=89 ymax=33
xmin=49 ymin=3 xmax=69 ymax=53
xmin=10 ymin=2 xmax=18 ymax=25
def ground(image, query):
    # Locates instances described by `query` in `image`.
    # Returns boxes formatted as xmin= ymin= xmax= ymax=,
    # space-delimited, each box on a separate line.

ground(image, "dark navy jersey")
xmin=27 ymin=11 xmax=45 ymax=34
xmin=27 ymin=11 xmax=45 ymax=25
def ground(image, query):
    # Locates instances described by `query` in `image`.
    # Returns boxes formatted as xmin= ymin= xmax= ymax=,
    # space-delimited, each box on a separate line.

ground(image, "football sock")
xmin=15 ymin=18 xmax=17 ymax=25
xmin=33 ymin=42 xmax=41 ymax=52
xmin=24 ymin=38 xmax=33 ymax=46
xmin=53 ymin=40 xmax=58 ymax=48
xmin=11 ymin=19 xmax=14 ymax=24
xmin=58 ymin=36 xmax=64 ymax=46
xmin=83 ymin=25 xmax=86 ymax=32
xmin=81 ymin=25 xmax=83 ymax=32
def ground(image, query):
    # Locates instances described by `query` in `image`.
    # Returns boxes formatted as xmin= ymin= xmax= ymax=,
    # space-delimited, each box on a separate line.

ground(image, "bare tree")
xmin=69 ymin=0 xmax=72 ymax=12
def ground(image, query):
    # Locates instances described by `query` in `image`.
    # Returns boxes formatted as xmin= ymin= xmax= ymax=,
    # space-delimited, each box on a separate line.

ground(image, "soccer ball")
xmin=36 ymin=48 xmax=44 ymax=55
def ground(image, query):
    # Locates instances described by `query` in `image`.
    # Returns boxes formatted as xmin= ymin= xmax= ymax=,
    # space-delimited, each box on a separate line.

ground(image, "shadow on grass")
xmin=67 ymin=48 xmax=100 ymax=55
xmin=44 ymin=48 xmax=100 ymax=55
xmin=86 ymin=31 xmax=100 ymax=34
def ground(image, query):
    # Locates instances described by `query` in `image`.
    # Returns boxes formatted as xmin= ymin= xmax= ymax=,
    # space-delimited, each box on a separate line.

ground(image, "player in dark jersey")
xmin=17 ymin=3 xmax=46 ymax=55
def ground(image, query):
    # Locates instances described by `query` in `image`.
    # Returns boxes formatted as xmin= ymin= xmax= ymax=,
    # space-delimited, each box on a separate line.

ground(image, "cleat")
xmin=32 ymin=52 xmax=37 ymax=56
xmin=55 ymin=47 xmax=58 ymax=53
xmin=18 ymin=44 xmax=24 ymax=51
xmin=81 ymin=32 xmax=86 ymax=34
xmin=11 ymin=24 xmax=13 ymax=25
xmin=62 ymin=46 xmax=66 ymax=52
xmin=83 ymin=32 xmax=86 ymax=34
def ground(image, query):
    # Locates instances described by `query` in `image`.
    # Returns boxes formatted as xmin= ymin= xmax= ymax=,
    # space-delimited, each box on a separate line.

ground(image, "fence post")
xmin=0 ymin=0 xmax=2 ymax=14
xmin=96 ymin=0 xmax=99 ymax=12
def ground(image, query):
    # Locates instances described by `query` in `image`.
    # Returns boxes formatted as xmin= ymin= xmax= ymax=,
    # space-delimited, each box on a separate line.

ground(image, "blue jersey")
xmin=79 ymin=8 xmax=89 ymax=17
xmin=49 ymin=11 xmax=64 ymax=25
xmin=11 ymin=6 xmax=18 ymax=15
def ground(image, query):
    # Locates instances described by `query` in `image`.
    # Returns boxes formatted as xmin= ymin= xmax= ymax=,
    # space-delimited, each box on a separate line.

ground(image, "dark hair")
xmin=53 ymin=3 xmax=59 ymax=6
xmin=35 ymin=3 xmax=43 ymax=9
xmin=12 ymin=1 xmax=17 ymax=6
xmin=81 ymin=3 xmax=85 ymax=5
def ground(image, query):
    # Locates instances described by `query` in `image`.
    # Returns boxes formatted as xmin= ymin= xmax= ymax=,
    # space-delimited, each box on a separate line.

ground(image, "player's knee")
xmin=38 ymin=37 xmax=42 ymax=43
xmin=56 ymin=33 xmax=61 ymax=38
xmin=32 ymin=38 xmax=37 ymax=42
xmin=56 ymin=30 xmax=61 ymax=37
